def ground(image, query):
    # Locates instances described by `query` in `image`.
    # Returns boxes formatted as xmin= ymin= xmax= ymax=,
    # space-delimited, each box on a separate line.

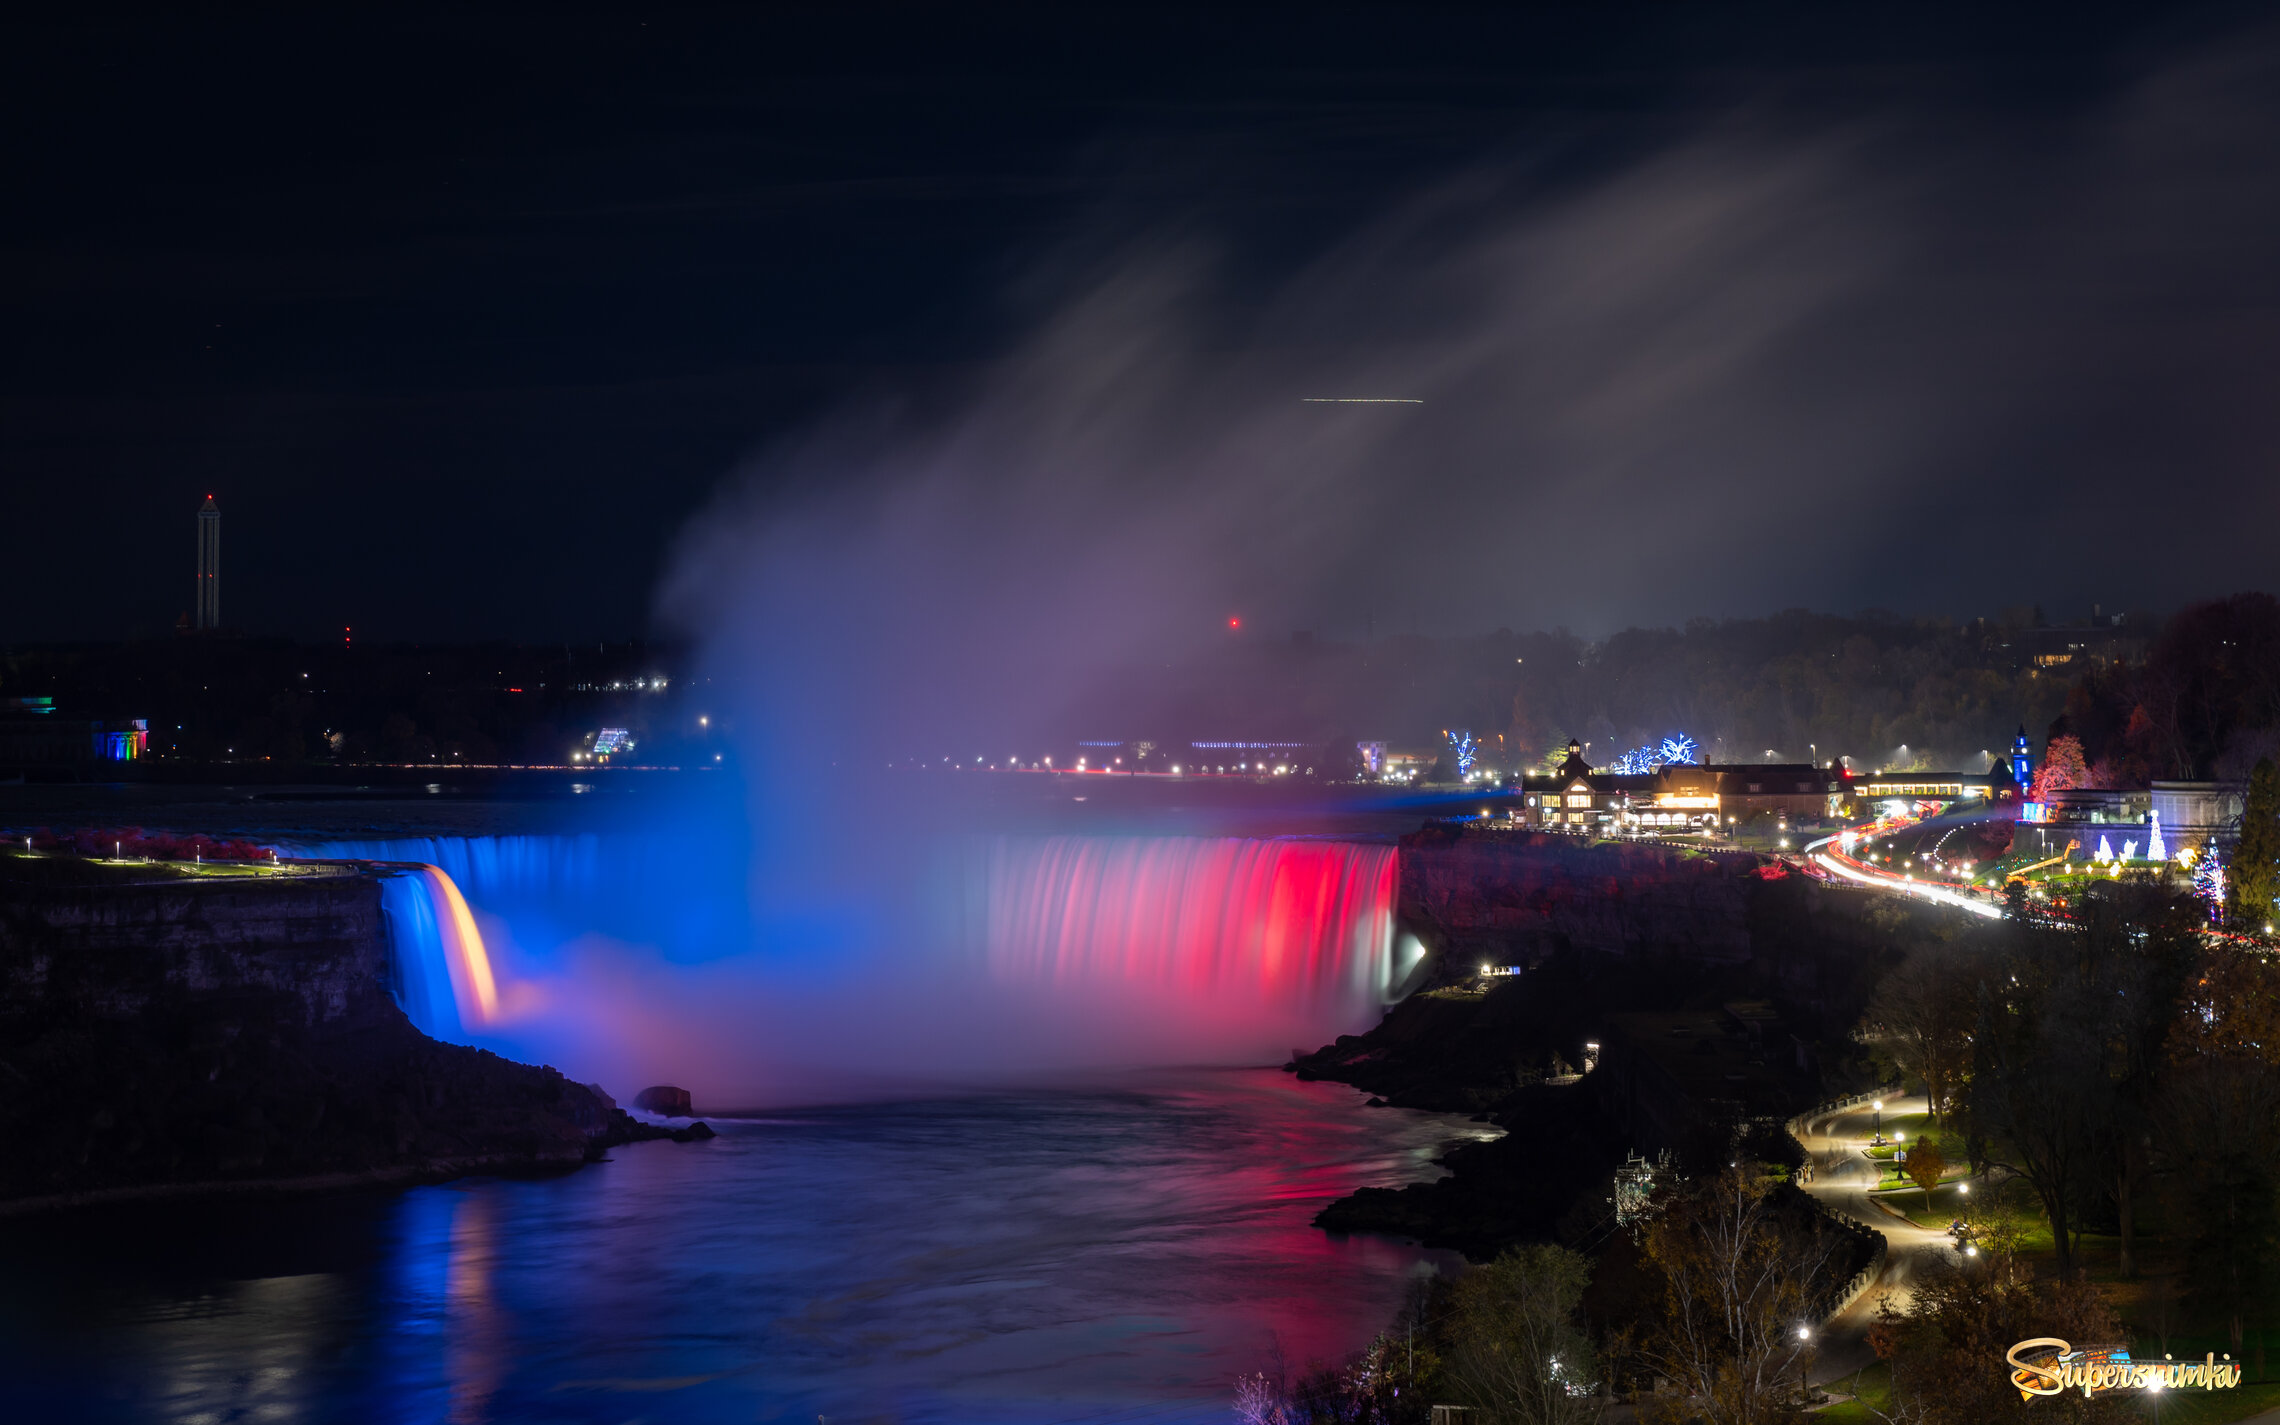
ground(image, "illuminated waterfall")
xmin=317 ymin=830 xmax=1411 ymax=1091
xmin=981 ymin=836 xmax=1406 ymax=1011
xmin=374 ymin=865 xmax=499 ymax=1043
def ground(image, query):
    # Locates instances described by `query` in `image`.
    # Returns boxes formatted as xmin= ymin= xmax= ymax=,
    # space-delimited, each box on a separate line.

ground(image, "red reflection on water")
xmin=986 ymin=837 xmax=1398 ymax=1007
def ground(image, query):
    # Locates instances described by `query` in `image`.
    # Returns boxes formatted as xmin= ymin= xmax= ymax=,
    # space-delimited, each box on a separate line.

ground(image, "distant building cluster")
xmin=1514 ymin=740 xmax=1838 ymax=834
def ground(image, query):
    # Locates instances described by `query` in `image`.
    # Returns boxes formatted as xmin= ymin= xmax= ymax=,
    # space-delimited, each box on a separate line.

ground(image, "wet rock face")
xmin=632 ymin=1085 xmax=693 ymax=1116
xmin=0 ymin=863 xmax=666 ymax=1207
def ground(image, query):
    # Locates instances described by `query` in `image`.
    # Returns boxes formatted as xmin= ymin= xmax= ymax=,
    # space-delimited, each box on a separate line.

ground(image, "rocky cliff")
xmin=0 ymin=853 xmax=663 ymax=1209
xmin=1397 ymin=823 xmax=1763 ymax=969
xmin=1300 ymin=826 xmax=1958 ymax=1257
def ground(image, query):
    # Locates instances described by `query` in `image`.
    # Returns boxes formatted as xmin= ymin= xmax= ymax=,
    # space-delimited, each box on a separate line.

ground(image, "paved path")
xmin=1795 ymin=1093 xmax=1959 ymax=1385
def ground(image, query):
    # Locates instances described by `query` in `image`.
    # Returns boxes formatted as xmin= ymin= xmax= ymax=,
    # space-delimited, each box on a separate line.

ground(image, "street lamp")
xmin=1794 ymin=1325 xmax=1815 ymax=1405
xmin=1872 ymin=1099 xmax=1884 ymax=1145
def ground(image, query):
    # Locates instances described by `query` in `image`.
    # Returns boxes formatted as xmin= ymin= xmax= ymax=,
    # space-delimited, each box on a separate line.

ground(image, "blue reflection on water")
xmin=0 ymin=1071 xmax=1473 ymax=1423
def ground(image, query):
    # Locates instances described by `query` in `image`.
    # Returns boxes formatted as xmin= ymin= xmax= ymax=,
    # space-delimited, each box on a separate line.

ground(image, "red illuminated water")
xmin=985 ymin=835 xmax=1403 ymax=1008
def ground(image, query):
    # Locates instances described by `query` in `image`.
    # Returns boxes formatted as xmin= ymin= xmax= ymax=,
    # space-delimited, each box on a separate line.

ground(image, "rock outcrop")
xmin=0 ymin=853 xmax=669 ymax=1210
xmin=632 ymin=1085 xmax=693 ymax=1116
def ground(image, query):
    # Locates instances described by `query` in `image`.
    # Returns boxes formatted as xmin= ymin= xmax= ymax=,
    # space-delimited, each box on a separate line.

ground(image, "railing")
xmin=1788 ymin=1087 xmax=1899 ymax=1321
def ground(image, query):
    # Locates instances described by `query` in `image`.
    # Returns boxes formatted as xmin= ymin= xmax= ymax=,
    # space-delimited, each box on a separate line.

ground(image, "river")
xmin=0 ymin=1072 xmax=1480 ymax=1423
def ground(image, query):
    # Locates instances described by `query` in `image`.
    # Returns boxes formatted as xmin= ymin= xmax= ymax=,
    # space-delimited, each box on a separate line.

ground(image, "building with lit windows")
xmin=1515 ymin=738 xmax=1847 ymax=834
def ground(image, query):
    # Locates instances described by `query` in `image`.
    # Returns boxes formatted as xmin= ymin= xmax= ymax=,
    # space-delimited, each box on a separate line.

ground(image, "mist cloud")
xmin=663 ymin=27 xmax=2280 ymax=782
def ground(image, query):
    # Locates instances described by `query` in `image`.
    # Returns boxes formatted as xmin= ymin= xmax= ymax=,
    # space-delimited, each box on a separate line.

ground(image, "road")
xmin=1803 ymin=822 xmax=2006 ymax=920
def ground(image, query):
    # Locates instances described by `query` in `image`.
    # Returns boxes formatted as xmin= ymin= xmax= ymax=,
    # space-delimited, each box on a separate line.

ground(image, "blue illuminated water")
xmin=0 ymin=1071 xmax=1477 ymax=1424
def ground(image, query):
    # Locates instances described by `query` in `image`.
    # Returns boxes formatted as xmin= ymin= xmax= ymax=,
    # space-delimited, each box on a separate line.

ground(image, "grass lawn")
xmin=1869 ymin=1178 xmax=1981 ymax=1228
xmin=2115 ymin=1381 xmax=2280 ymax=1423
xmin=1813 ymin=1361 xmax=1893 ymax=1421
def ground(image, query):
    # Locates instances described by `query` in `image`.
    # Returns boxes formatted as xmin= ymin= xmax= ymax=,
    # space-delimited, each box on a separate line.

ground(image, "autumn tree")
xmin=2029 ymin=733 xmax=2091 ymax=801
xmin=1869 ymin=1265 xmax=2127 ymax=1424
xmin=1904 ymin=1137 xmax=1945 ymax=1212
xmin=1635 ymin=1168 xmax=1847 ymax=1424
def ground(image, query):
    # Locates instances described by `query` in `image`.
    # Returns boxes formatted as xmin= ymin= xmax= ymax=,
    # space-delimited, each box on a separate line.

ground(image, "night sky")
xmin=5 ymin=4 xmax=2277 ymax=646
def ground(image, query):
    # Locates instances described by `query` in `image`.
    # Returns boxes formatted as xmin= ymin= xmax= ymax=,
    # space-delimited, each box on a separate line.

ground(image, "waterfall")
xmin=305 ymin=829 xmax=1410 ymax=1096
xmin=373 ymin=865 xmax=499 ymax=1042
xmin=982 ymin=836 xmax=1404 ymax=1011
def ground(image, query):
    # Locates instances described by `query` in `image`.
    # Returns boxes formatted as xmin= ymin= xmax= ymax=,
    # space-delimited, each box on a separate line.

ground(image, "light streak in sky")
xmin=1299 ymin=397 xmax=1423 ymax=403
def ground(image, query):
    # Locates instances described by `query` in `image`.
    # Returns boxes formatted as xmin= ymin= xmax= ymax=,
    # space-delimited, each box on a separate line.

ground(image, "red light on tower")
xmin=1228 ymin=617 xmax=1241 ymax=630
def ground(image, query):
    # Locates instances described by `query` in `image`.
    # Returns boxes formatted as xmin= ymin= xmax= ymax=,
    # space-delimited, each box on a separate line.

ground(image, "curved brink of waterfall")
xmin=307 ymin=831 xmax=1413 ymax=1100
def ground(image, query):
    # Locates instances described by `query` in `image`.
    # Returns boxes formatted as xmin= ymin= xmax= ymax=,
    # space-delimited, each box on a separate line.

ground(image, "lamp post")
xmin=1794 ymin=1324 xmax=1814 ymax=1406
xmin=1872 ymin=1099 xmax=1884 ymax=1146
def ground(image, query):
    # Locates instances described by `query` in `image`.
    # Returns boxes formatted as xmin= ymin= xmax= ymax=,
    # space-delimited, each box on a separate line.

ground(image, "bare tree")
xmin=1636 ymin=1167 xmax=1844 ymax=1425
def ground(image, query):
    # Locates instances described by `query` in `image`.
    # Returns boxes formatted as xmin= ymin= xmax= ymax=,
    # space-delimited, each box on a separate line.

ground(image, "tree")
xmin=2229 ymin=756 xmax=2280 ymax=929
xmin=1636 ymin=1168 xmax=1846 ymax=1424
xmin=2029 ymin=733 xmax=2090 ymax=802
xmin=1863 ymin=946 xmax=1977 ymax=1122
xmin=1967 ymin=879 xmax=2197 ymax=1278
xmin=1904 ymin=1137 xmax=1945 ymax=1212
xmin=2155 ymin=1058 xmax=2280 ymax=1361
xmin=1869 ymin=1265 xmax=2126 ymax=1424
xmin=1440 ymin=1244 xmax=1604 ymax=1425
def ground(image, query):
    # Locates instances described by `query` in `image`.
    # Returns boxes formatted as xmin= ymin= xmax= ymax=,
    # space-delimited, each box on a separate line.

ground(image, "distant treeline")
xmin=8 ymin=593 xmax=2276 ymax=778
xmin=1058 ymin=595 xmax=2280 ymax=780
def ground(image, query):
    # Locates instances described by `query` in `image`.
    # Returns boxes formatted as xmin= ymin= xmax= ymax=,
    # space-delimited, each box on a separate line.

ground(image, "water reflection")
xmin=0 ymin=1072 xmax=1480 ymax=1423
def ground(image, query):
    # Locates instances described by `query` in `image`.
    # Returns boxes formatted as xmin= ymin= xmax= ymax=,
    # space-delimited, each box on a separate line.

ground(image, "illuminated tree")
xmin=2194 ymin=846 xmax=2230 ymax=923
xmin=2029 ymin=734 xmax=2090 ymax=802
xmin=1447 ymin=728 xmax=1479 ymax=778
xmin=1609 ymin=733 xmax=1699 ymax=775
xmin=1905 ymin=1136 xmax=1946 ymax=1211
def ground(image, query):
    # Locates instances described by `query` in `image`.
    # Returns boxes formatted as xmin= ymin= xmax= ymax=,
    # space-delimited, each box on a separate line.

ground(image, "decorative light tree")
xmin=2192 ymin=846 xmax=2228 ymax=922
xmin=1608 ymin=733 xmax=1699 ymax=775
xmin=1446 ymin=728 xmax=1479 ymax=778
xmin=2148 ymin=811 xmax=2167 ymax=862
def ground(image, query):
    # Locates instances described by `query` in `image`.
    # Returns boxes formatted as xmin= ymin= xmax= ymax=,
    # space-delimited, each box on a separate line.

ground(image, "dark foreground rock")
xmin=1314 ymin=1082 xmax=1626 ymax=1259
xmin=0 ymin=854 xmax=675 ymax=1211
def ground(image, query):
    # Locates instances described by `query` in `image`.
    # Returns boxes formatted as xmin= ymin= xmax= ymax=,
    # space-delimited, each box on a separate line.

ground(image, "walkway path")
xmin=1795 ymin=1093 xmax=1959 ymax=1384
